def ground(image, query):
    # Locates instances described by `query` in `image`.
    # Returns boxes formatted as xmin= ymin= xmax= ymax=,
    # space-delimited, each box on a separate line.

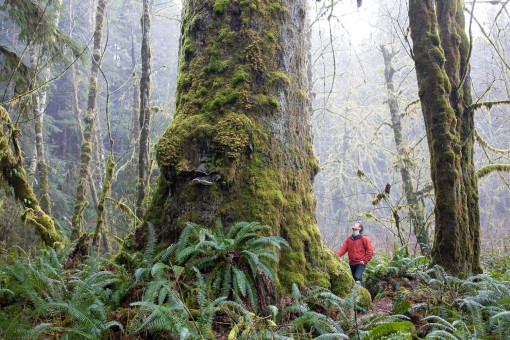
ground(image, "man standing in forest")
xmin=337 ymin=222 xmax=374 ymax=286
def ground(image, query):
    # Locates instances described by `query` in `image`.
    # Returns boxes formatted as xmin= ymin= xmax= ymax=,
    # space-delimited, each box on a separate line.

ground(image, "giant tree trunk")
xmin=381 ymin=45 xmax=430 ymax=255
xmin=135 ymin=0 xmax=152 ymax=220
xmin=71 ymin=0 xmax=108 ymax=238
xmin=132 ymin=0 xmax=350 ymax=293
xmin=409 ymin=0 xmax=481 ymax=274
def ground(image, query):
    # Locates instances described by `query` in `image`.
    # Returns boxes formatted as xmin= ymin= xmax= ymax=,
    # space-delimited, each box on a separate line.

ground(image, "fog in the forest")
xmin=1 ymin=0 xmax=509 ymax=255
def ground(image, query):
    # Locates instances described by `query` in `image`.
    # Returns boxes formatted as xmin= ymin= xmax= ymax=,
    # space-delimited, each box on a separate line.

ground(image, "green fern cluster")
xmin=0 ymin=246 xmax=126 ymax=339
xmin=162 ymin=220 xmax=288 ymax=310
xmin=364 ymin=250 xmax=510 ymax=339
xmin=421 ymin=273 xmax=510 ymax=339
xmin=3 ymin=223 xmax=509 ymax=339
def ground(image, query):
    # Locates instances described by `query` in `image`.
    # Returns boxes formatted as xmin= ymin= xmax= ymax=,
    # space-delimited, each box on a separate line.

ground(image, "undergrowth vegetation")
xmin=1 ymin=224 xmax=509 ymax=339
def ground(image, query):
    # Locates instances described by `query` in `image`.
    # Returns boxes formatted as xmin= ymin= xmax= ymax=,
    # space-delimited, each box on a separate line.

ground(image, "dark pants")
xmin=349 ymin=264 xmax=365 ymax=286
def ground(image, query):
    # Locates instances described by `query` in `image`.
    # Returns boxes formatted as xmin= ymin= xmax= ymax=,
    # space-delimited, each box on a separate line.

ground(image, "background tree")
xmin=136 ymin=0 xmax=152 ymax=220
xmin=409 ymin=0 xmax=481 ymax=274
xmin=71 ymin=0 xmax=108 ymax=238
xmin=380 ymin=44 xmax=430 ymax=255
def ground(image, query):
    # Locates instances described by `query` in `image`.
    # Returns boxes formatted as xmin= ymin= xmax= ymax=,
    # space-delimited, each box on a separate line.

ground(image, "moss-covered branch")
xmin=0 ymin=106 xmax=63 ymax=247
xmin=475 ymin=129 xmax=510 ymax=154
xmin=470 ymin=99 xmax=510 ymax=110
xmin=476 ymin=164 xmax=510 ymax=179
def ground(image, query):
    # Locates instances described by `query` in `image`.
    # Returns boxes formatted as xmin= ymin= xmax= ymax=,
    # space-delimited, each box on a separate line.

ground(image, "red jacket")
xmin=337 ymin=234 xmax=374 ymax=265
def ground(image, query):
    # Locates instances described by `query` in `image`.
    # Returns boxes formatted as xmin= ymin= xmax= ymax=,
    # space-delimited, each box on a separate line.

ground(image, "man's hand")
xmin=360 ymin=261 xmax=364 ymax=265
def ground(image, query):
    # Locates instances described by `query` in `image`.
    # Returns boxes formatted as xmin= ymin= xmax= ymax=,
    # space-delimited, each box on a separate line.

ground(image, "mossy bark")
xmin=409 ymin=0 xmax=481 ymax=274
xmin=133 ymin=0 xmax=351 ymax=295
xmin=0 ymin=106 xmax=62 ymax=247
xmin=29 ymin=46 xmax=52 ymax=216
xmin=136 ymin=0 xmax=152 ymax=220
xmin=381 ymin=45 xmax=429 ymax=255
xmin=71 ymin=0 xmax=108 ymax=238
xmin=92 ymin=154 xmax=114 ymax=253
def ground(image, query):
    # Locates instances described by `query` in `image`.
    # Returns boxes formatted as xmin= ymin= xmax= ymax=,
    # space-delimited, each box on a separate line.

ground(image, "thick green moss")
xmin=213 ymin=0 xmax=229 ymax=15
xmin=267 ymin=70 xmax=291 ymax=85
xmin=363 ymin=321 xmax=415 ymax=339
xmin=410 ymin=0 xmax=481 ymax=274
xmin=0 ymin=106 xmax=62 ymax=247
xmin=141 ymin=0 xmax=352 ymax=297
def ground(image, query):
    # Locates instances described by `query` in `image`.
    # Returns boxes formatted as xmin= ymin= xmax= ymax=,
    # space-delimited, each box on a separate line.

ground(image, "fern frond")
xmin=151 ymin=262 xmax=170 ymax=279
xmin=314 ymin=334 xmax=349 ymax=339
xmin=425 ymin=329 xmax=461 ymax=339
xmin=221 ymin=263 xmax=232 ymax=298
xmin=233 ymin=267 xmax=248 ymax=297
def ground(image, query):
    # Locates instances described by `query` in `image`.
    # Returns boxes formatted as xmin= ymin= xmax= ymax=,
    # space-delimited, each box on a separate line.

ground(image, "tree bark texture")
xmin=133 ymin=0 xmax=351 ymax=293
xmin=136 ymin=0 xmax=152 ymax=220
xmin=381 ymin=45 xmax=429 ymax=255
xmin=71 ymin=0 xmax=108 ymax=238
xmin=0 ymin=106 xmax=62 ymax=246
xmin=409 ymin=0 xmax=481 ymax=274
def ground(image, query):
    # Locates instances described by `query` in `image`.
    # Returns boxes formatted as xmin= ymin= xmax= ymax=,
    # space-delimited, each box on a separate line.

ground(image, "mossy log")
xmin=0 ymin=106 xmax=62 ymax=247
xmin=130 ymin=0 xmax=352 ymax=295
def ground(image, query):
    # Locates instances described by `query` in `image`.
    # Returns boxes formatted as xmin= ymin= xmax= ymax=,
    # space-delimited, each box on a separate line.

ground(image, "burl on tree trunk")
xmin=128 ymin=0 xmax=351 ymax=294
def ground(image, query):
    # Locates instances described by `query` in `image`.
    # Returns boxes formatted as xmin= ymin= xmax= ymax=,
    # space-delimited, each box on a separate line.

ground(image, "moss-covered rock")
xmin=362 ymin=321 xmax=415 ymax=339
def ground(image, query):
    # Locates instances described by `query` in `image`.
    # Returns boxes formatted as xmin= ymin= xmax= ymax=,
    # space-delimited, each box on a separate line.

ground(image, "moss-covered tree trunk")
xmin=0 ymin=106 xmax=62 ymax=246
xmin=133 ymin=0 xmax=350 ymax=293
xmin=71 ymin=0 xmax=108 ymax=238
xmin=136 ymin=0 xmax=152 ymax=220
xmin=381 ymin=45 xmax=430 ymax=255
xmin=30 ymin=47 xmax=52 ymax=215
xmin=409 ymin=0 xmax=481 ymax=274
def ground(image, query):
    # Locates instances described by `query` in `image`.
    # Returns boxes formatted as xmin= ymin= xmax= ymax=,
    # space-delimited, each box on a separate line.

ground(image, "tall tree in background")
xmin=29 ymin=0 xmax=65 ymax=216
xmin=381 ymin=45 xmax=430 ymax=255
xmin=130 ymin=0 xmax=351 ymax=293
xmin=71 ymin=0 xmax=108 ymax=238
xmin=409 ymin=0 xmax=481 ymax=273
xmin=136 ymin=0 xmax=152 ymax=220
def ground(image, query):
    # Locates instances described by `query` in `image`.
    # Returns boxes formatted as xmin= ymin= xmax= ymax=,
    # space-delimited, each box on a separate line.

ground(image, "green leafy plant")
xmin=166 ymin=220 xmax=288 ymax=311
xmin=0 ymin=246 xmax=125 ymax=339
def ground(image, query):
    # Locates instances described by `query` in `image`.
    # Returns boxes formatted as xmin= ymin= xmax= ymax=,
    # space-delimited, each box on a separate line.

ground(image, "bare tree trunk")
xmin=381 ymin=45 xmax=430 ymax=255
xmin=129 ymin=0 xmax=351 ymax=294
xmin=71 ymin=0 xmax=108 ymax=239
xmin=30 ymin=45 xmax=52 ymax=215
xmin=409 ymin=0 xmax=481 ymax=274
xmin=135 ymin=0 xmax=152 ymax=220
xmin=131 ymin=28 xmax=140 ymax=156
xmin=28 ymin=0 xmax=64 ymax=215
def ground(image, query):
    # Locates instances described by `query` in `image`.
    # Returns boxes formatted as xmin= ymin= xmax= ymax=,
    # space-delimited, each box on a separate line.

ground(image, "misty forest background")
xmin=2 ymin=0 xmax=509 ymax=256
xmin=1 ymin=0 xmax=510 ymax=339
